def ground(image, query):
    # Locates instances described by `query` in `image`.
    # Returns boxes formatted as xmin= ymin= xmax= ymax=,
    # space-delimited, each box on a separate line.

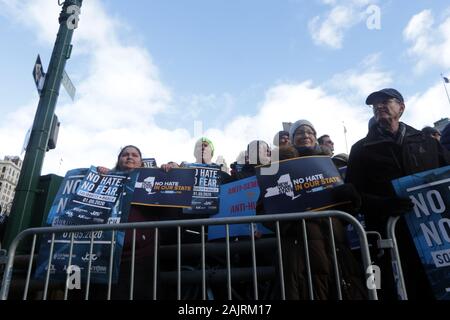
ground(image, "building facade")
xmin=0 ymin=156 xmax=22 ymax=215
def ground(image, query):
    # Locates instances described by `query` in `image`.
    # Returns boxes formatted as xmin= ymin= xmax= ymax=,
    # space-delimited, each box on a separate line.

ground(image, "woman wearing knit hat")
xmin=273 ymin=119 xmax=366 ymax=300
xmin=288 ymin=119 xmax=322 ymax=155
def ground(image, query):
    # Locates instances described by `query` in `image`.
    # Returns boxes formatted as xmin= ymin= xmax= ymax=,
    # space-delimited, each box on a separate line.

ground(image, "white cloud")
xmin=309 ymin=6 xmax=355 ymax=49
xmin=404 ymin=84 xmax=450 ymax=129
xmin=0 ymin=0 xmax=176 ymax=173
xmin=404 ymin=9 xmax=450 ymax=72
xmin=1 ymin=0 xmax=446 ymax=180
xmin=211 ymin=81 xmax=370 ymax=156
xmin=327 ymin=53 xmax=392 ymax=101
xmin=308 ymin=0 xmax=374 ymax=49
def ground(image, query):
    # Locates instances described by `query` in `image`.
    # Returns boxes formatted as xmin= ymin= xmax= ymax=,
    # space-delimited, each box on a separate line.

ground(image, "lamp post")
xmin=2 ymin=0 xmax=83 ymax=249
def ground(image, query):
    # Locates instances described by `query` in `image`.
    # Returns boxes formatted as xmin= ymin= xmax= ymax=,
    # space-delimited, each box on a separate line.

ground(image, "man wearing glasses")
xmin=318 ymin=135 xmax=335 ymax=156
xmin=346 ymin=88 xmax=450 ymax=300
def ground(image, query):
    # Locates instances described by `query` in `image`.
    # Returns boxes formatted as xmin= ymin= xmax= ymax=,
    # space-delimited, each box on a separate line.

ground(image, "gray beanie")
xmin=289 ymin=119 xmax=317 ymax=141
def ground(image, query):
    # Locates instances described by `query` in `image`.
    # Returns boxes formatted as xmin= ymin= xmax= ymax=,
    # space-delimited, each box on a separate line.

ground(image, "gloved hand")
xmin=382 ymin=196 xmax=414 ymax=216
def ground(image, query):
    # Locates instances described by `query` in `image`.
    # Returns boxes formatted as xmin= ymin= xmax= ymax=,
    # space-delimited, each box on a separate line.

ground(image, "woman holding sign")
xmin=95 ymin=145 xmax=162 ymax=299
xmin=271 ymin=119 xmax=366 ymax=300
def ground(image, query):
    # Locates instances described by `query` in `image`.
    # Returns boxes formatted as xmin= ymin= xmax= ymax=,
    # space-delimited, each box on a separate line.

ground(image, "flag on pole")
xmin=441 ymin=74 xmax=450 ymax=106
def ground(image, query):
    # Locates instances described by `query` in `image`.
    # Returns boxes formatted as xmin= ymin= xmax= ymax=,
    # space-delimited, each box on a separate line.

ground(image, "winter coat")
xmin=345 ymin=122 xmax=450 ymax=300
xmin=121 ymin=205 xmax=158 ymax=262
xmin=346 ymin=123 xmax=450 ymax=234
xmin=267 ymin=145 xmax=367 ymax=300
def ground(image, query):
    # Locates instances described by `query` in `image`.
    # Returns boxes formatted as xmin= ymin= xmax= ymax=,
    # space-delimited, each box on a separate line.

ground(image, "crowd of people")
xmin=4 ymin=86 xmax=446 ymax=300
xmin=91 ymin=87 xmax=450 ymax=300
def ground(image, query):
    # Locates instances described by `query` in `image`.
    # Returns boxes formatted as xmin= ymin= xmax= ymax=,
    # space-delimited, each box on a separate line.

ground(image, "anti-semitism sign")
xmin=392 ymin=165 xmax=450 ymax=300
xmin=256 ymin=156 xmax=344 ymax=214
xmin=183 ymin=163 xmax=221 ymax=215
xmin=132 ymin=168 xmax=195 ymax=208
xmin=208 ymin=176 xmax=272 ymax=240
xmin=35 ymin=167 xmax=137 ymax=284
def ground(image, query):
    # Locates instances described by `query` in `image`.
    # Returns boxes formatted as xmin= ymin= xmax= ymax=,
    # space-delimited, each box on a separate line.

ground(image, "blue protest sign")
xmin=132 ymin=168 xmax=195 ymax=208
xmin=45 ymin=168 xmax=87 ymax=225
xmin=345 ymin=213 xmax=365 ymax=250
xmin=182 ymin=163 xmax=221 ymax=215
xmin=208 ymin=176 xmax=272 ymax=241
xmin=35 ymin=167 xmax=138 ymax=284
xmin=392 ymin=165 xmax=450 ymax=300
xmin=256 ymin=156 xmax=345 ymax=214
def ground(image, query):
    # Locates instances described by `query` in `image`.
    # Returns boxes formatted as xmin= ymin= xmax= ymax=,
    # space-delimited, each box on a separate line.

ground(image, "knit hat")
xmin=289 ymin=119 xmax=317 ymax=142
xmin=195 ymin=137 xmax=214 ymax=156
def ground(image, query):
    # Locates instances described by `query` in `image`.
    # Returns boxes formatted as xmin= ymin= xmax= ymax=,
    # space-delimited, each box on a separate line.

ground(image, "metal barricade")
xmin=0 ymin=210 xmax=377 ymax=300
xmin=385 ymin=216 xmax=408 ymax=300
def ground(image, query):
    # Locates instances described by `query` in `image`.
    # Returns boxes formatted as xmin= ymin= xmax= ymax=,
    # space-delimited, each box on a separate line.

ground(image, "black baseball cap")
xmin=365 ymin=88 xmax=404 ymax=105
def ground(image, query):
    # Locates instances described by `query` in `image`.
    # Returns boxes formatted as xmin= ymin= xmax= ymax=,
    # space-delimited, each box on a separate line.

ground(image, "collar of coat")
xmin=363 ymin=122 xmax=424 ymax=147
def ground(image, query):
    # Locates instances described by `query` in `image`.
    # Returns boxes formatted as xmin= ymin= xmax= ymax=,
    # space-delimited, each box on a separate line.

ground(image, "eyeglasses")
xmin=295 ymin=129 xmax=315 ymax=137
xmin=371 ymin=98 xmax=400 ymax=108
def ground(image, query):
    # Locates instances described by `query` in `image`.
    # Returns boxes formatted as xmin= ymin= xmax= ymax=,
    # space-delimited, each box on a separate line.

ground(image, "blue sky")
xmin=1 ymin=0 xmax=450 ymax=174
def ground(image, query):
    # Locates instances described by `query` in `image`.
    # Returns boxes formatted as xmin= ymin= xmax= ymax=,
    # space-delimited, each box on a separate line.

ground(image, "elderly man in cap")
xmin=346 ymin=88 xmax=450 ymax=300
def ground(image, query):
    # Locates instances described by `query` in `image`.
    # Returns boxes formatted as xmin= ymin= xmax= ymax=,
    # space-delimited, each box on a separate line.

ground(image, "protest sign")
xmin=182 ymin=163 xmax=221 ymax=215
xmin=208 ymin=176 xmax=272 ymax=240
xmin=142 ymin=158 xmax=157 ymax=168
xmin=35 ymin=167 xmax=137 ymax=284
xmin=392 ymin=165 xmax=450 ymax=300
xmin=256 ymin=156 xmax=345 ymax=214
xmin=132 ymin=168 xmax=195 ymax=208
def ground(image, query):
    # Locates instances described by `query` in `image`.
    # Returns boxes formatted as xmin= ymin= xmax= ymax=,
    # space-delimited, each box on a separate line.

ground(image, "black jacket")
xmin=346 ymin=122 xmax=450 ymax=233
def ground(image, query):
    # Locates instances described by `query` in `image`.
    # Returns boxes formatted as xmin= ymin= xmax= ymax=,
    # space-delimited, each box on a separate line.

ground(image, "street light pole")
xmin=2 ymin=0 xmax=83 ymax=249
